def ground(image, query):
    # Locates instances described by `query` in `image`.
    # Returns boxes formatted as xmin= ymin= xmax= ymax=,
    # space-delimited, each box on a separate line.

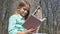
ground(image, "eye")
xmin=23 ymin=8 xmax=27 ymax=10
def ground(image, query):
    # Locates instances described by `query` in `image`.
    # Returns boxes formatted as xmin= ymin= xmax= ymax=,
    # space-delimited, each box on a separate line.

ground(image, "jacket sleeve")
xmin=8 ymin=16 xmax=18 ymax=34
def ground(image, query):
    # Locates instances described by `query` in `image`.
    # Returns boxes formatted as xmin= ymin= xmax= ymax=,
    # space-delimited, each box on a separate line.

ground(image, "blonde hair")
xmin=17 ymin=0 xmax=30 ymax=9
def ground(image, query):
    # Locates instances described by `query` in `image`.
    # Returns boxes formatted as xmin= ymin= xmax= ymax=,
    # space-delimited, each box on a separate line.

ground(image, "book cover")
xmin=22 ymin=14 xmax=46 ymax=30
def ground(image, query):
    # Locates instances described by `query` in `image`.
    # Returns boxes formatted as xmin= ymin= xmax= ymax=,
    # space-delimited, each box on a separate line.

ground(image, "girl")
xmin=8 ymin=0 xmax=35 ymax=34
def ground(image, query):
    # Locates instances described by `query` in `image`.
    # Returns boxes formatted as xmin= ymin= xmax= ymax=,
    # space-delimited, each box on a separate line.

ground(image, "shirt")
xmin=8 ymin=14 xmax=26 ymax=34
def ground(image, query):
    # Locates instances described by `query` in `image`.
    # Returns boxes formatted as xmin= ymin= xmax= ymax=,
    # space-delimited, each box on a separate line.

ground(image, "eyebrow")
xmin=23 ymin=7 xmax=29 ymax=10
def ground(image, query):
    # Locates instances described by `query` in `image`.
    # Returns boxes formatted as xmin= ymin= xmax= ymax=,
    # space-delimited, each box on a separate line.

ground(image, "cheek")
xmin=22 ymin=11 xmax=28 ymax=16
xmin=19 ymin=9 xmax=24 ymax=13
xmin=19 ymin=9 xmax=25 ymax=15
xmin=20 ymin=9 xmax=26 ymax=14
xmin=20 ymin=9 xmax=23 ymax=12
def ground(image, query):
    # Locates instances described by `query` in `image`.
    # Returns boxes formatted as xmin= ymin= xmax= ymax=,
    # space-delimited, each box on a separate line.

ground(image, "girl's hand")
xmin=25 ymin=28 xmax=35 ymax=34
xmin=17 ymin=28 xmax=35 ymax=34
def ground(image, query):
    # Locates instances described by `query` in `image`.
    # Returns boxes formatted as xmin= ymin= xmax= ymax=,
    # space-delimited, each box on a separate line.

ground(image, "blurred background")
xmin=0 ymin=0 xmax=60 ymax=34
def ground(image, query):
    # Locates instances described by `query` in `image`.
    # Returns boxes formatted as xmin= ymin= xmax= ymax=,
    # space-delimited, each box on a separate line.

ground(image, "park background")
xmin=0 ymin=0 xmax=60 ymax=34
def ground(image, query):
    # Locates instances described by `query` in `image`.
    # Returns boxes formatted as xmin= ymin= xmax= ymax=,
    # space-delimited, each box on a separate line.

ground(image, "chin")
xmin=22 ymin=15 xmax=25 ymax=17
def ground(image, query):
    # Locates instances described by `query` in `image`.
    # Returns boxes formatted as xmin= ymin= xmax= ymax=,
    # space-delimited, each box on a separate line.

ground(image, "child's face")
xmin=17 ymin=5 xmax=30 ymax=16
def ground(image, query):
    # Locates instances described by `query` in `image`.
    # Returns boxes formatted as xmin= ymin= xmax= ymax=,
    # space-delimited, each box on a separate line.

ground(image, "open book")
xmin=22 ymin=14 xmax=46 ymax=29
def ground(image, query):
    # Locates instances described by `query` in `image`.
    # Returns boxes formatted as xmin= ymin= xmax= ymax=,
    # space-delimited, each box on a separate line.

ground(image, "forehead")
xmin=23 ymin=4 xmax=30 ymax=9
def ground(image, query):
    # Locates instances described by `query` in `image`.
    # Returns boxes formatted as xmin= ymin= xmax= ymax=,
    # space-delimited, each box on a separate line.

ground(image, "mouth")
xmin=22 ymin=13 xmax=27 ymax=16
